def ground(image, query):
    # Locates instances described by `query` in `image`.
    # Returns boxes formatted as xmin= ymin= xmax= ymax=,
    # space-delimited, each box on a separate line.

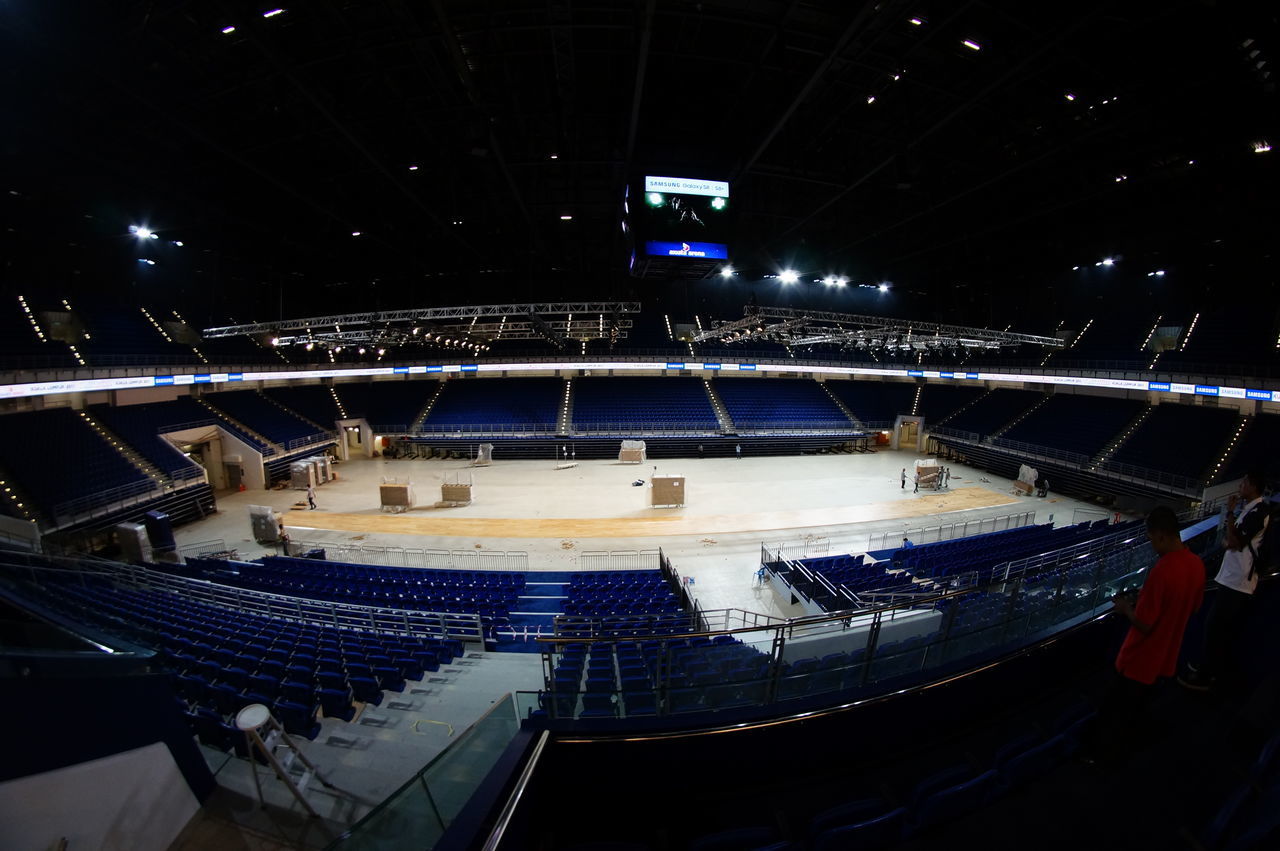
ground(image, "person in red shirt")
xmin=1082 ymin=506 xmax=1205 ymax=764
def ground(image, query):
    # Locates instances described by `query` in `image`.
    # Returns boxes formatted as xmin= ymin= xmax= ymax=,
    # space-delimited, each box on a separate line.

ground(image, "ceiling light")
xmin=408 ymin=165 xmax=419 ymax=171
xmin=263 ymin=9 xmax=285 ymax=18
xmin=305 ymin=342 xmax=314 ymax=351
xmin=1101 ymin=257 xmax=1115 ymax=266
xmin=351 ymin=231 xmax=361 ymax=236
xmin=560 ymin=214 xmax=573 ymax=220
xmin=221 ymin=26 xmax=236 ymax=34
xmin=173 ymin=240 xmax=183 ymax=246
xmin=1072 ymin=265 xmax=1080 ymax=271
xmin=549 ymin=154 xmax=559 ymax=160
xmin=1065 ymin=92 xmax=1075 ymax=101
xmin=1255 ymin=141 xmax=1272 ymax=154
xmin=962 ymin=39 xmax=981 ymax=51
xmin=866 ymin=95 xmax=876 ymax=104
xmin=132 ymin=226 xmax=152 ymax=239
xmin=720 ymin=265 xmax=734 ymax=277
xmin=909 ymin=17 xmax=924 ymax=26
xmin=779 ymin=269 xmax=799 ymax=284
xmin=711 ymin=196 xmax=726 ymax=210
xmin=878 ymin=283 xmax=890 ymax=292
xmin=647 ymin=192 xmax=664 ymax=206
xmin=358 ymin=347 xmax=366 ymax=355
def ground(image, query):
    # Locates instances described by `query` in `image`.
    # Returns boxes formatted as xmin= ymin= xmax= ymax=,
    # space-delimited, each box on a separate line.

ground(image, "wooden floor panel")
xmin=285 ymin=486 xmax=1017 ymax=539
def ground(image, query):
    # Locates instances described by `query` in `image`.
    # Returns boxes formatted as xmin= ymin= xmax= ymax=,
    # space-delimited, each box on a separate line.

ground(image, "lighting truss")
xmin=694 ymin=305 xmax=1063 ymax=351
xmin=202 ymin=303 xmax=638 ymax=349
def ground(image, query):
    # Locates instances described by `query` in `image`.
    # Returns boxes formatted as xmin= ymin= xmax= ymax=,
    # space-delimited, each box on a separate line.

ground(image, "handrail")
xmin=481 ymin=730 xmax=550 ymax=851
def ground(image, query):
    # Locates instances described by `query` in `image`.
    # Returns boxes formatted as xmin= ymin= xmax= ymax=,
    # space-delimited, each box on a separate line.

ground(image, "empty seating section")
xmin=0 ymin=298 xmax=77 ymax=368
xmin=1108 ymin=403 xmax=1238 ymax=481
xmin=203 ymin=390 xmax=330 ymax=446
xmin=0 ymin=408 xmax=149 ymax=515
xmin=562 ymin=571 xmax=682 ymax=618
xmin=25 ymin=576 xmax=460 ymax=743
xmin=571 ymin=377 xmax=718 ymax=432
xmin=424 ymin=378 xmax=560 ymax=429
xmin=714 ymin=378 xmax=852 ymax=430
xmin=547 ymin=634 xmax=773 ymax=717
xmin=180 ymin=555 xmax=524 ymax=627
xmin=889 ymin=520 xmax=1136 ymax=582
xmin=74 ymin=299 xmax=192 ymax=364
xmin=1160 ymin=308 xmax=1278 ymax=374
xmin=90 ymin=401 xmax=207 ymax=477
xmin=795 ymin=554 xmax=922 ymax=599
xmin=261 ymin=386 xmax=342 ymax=429
xmin=1219 ymin=413 xmax=1280 ymax=482
xmin=940 ymin=389 xmax=1042 ymax=437
xmin=1054 ymin=313 xmax=1153 ymax=364
xmin=999 ymin=394 xmax=1145 ymax=458
xmin=825 ymin=381 xmax=916 ymax=425
xmin=916 ymin=384 xmax=986 ymax=426
xmin=335 ymin=381 xmax=432 ymax=431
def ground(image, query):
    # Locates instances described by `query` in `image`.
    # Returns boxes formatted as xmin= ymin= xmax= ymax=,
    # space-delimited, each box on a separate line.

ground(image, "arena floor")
xmin=168 ymin=448 xmax=1118 ymax=845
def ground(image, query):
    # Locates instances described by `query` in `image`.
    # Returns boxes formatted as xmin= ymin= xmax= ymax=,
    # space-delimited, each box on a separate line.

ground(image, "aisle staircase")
xmin=1090 ymin=404 xmax=1153 ymax=468
xmin=411 ymin=383 xmax=446 ymax=431
xmin=498 ymin=571 xmax=570 ymax=652
xmin=1207 ymin=414 xmax=1251 ymax=484
xmin=703 ymin=379 xmax=735 ymax=433
xmin=989 ymin=393 xmax=1051 ymax=440
xmin=260 ymin=390 xmax=332 ymax=433
xmin=77 ymin=409 xmax=167 ymax=484
xmin=196 ymin=397 xmax=278 ymax=453
xmin=937 ymin=388 xmax=992 ymax=427
xmin=558 ymin=380 xmax=574 ymax=435
xmin=821 ymin=382 xmax=864 ymax=427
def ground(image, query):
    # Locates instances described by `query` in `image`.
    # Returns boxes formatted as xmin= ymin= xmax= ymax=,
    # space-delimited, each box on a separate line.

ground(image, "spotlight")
xmin=132 ymin=226 xmax=153 ymax=239
xmin=878 ymin=283 xmax=890 ymax=292
xmin=822 ymin=276 xmax=836 ymax=286
xmin=269 ymin=337 xmax=279 ymax=346
xmin=647 ymin=192 xmax=664 ymax=206
xmin=305 ymin=342 xmax=314 ymax=351
xmin=1101 ymin=257 xmax=1115 ymax=266
xmin=779 ymin=269 xmax=799 ymax=284
xmin=711 ymin=196 xmax=727 ymax=210
xmin=358 ymin=347 xmax=366 ymax=355
xmin=720 ymin=265 xmax=734 ymax=278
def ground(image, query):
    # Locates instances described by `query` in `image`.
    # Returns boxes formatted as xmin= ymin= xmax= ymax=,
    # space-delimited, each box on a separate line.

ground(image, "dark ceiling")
xmin=2 ymin=0 xmax=1276 ymax=330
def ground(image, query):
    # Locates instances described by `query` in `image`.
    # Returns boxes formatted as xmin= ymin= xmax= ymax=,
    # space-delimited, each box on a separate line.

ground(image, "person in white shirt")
xmin=1179 ymin=470 xmax=1269 ymax=691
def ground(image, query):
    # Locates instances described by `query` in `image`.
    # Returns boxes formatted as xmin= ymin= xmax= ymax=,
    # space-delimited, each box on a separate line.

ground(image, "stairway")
xmin=411 ymin=383 xmax=446 ymax=431
xmin=498 ymin=573 xmax=571 ymax=652
xmin=910 ymin=385 xmax=923 ymax=416
xmin=0 ymin=463 xmax=39 ymax=523
xmin=329 ymin=386 xmax=348 ymax=418
xmin=77 ymin=409 xmax=168 ymax=485
xmin=1206 ymin=414 xmax=1251 ymax=484
xmin=259 ymin=390 xmax=331 ymax=433
xmin=703 ymin=379 xmax=736 ymax=432
xmin=1091 ymin=404 xmax=1153 ymax=468
xmin=196 ymin=397 xmax=279 ymax=452
xmin=820 ymin=381 xmax=863 ymax=427
xmin=558 ymin=379 xmax=574 ymax=435
xmin=989 ymin=393 xmax=1051 ymax=440
xmin=936 ymin=388 xmax=992 ymax=428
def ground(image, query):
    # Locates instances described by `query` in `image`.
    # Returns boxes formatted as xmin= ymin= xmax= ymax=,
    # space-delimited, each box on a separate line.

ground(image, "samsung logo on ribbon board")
xmin=1246 ymin=389 xmax=1273 ymax=401
xmin=1148 ymin=381 xmax=1171 ymax=391
xmin=703 ymin=363 xmax=722 ymax=370
xmin=908 ymin=370 xmax=924 ymax=377
xmin=738 ymin=364 xmax=756 ymax=371
xmin=154 ymin=376 xmax=174 ymax=385
xmin=1194 ymin=385 xmax=1219 ymax=395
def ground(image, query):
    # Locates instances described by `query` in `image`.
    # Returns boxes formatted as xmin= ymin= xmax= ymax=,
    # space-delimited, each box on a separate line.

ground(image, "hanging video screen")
xmin=640 ymin=176 xmax=729 ymax=259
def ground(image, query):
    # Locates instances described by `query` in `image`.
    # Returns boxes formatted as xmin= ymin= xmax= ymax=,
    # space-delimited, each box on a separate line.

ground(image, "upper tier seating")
xmin=0 ymin=298 xmax=78 ymax=368
xmin=0 ymin=408 xmax=150 ymax=516
xmin=571 ymin=377 xmax=718 ymax=432
xmin=202 ymin=390 xmax=331 ymax=446
xmin=825 ymin=381 xmax=917 ymax=425
xmin=714 ymin=378 xmax=852 ymax=430
xmin=999 ymin=394 xmax=1146 ymax=459
xmin=1158 ymin=308 xmax=1279 ymax=376
xmin=941 ymin=389 xmax=1043 ymax=437
xmin=916 ymin=384 xmax=986 ymax=427
xmin=90 ymin=400 xmax=210 ymax=477
xmin=261 ymin=386 xmax=342 ymax=430
xmin=335 ymin=381 xmax=434 ymax=431
xmin=1051 ymin=313 xmax=1154 ymax=365
xmin=1108 ymin=403 xmax=1239 ymax=481
xmin=1218 ymin=413 xmax=1280 ymax=483
xmin=424 ymin=377 xmax=561 ymax=430
xmin=74 ymin=298 xmax=194 ymax=364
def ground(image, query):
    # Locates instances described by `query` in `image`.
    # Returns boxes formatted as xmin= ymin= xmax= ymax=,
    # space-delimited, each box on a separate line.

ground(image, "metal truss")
xmin=201 ymin=302 xmax=641 ymax=339
xmin=695 ymin=305 xmax=1063 ymax=350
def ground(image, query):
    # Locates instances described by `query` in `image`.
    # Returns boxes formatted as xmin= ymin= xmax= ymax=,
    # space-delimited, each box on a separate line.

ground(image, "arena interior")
xmin=1 ymin=2 xmax=1279 ymax=849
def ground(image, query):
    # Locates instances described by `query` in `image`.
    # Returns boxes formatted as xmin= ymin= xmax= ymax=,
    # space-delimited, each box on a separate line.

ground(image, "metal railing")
xmin=860 ymin=510 xmax=1038 ymax=552
xmin=577 ymin=550 xmax=663 ymax=571
xmin=281 ymin=432 xmax=338 ymax=452
xmin=0 ymin=554 xmax=486 ymax=643
xmin=49 ymin=468 xmax=208 ymax=526
xmin=285 ymin=540 xmax=530 ymax=572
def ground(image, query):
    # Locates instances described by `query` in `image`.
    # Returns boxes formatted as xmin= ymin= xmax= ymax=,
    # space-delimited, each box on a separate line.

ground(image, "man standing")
xmin=735 ymin=443 xmax=742 ymax=460
xmin=1179 ymin=471 xmax=1269 ymax=691
xmin=1084 ymin=506 xmax=1204 ymax=761
xmin=307 ymin=483 xmax=317 ymax=510
xmin=901 ymin=468 xmax=907 ymax=490
xmin=913 ymin=472 xmax=919 ymax=494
